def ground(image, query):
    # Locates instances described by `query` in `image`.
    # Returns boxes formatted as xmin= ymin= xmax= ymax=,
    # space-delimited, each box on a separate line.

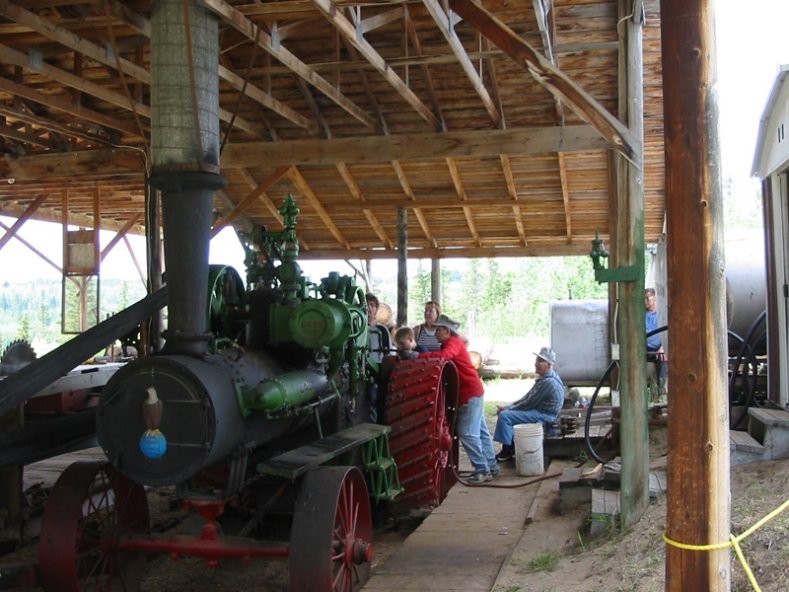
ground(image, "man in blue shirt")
xmin=494 ymin=347 xmax=564 ymax=462
xmin=645 ymin=288 xmax=667 ymax=391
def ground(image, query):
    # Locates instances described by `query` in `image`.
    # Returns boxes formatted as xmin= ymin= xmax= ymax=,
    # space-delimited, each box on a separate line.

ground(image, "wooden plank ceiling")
xmin=0 ymin=0 xmax=665 ymax=260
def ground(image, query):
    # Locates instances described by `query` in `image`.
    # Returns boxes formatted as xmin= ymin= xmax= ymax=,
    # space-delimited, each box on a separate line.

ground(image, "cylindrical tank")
xmin=725 ymin=234 xmax=767 ymax=341
xmin=97 ymin=351 xmax=318 ymax=487
xmin=549 ymin=300 xmax=610 ymax=385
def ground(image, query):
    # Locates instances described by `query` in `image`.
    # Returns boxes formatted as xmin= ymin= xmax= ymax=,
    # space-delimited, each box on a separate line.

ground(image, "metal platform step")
xmin=257 ymin=423 xmax=391 ymax=479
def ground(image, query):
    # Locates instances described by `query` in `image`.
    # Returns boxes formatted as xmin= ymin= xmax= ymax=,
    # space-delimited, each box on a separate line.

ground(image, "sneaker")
xmin=495 ymin=448 xmax=514 ymax=462
xmin=467 ymin=472 xmax=490 ymax=484
xmin=488 ymin=469 xmax=500 ymax=480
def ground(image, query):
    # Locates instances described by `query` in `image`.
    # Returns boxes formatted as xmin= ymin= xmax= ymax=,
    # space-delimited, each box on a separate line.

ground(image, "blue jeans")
xmin=494 ymin=409 xmax=556 ymax=446
xmin=456 ymin=395 xmax=498 ymax=475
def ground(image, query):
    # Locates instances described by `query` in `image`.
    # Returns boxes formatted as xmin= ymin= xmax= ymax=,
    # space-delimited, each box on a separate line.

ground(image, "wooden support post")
xmin=616 ymin=0 xmax=649 ymax=528
xmin=661 ymin=1 xmax=731 ymax=590
xmin=397 ymin=207 xmax=408 ymax=327
xmin=430 ymin=258 xmax=441 ymax=305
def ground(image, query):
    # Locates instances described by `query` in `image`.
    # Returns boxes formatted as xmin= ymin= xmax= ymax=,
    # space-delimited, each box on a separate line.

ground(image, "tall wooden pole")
xmin=661 ymin=1 xmax=731 ymax=590
xmin=431 ymin=258 xmax=441 ymax=305
xmin=617 ymin=0 xmax=649 ymax=528
xmin=397 ymin=207 xmax=408 ymax=327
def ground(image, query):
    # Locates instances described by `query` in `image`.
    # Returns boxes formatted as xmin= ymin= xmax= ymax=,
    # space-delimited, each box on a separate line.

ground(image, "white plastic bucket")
xmin=513 ymin=423 xmax=544 ymax=476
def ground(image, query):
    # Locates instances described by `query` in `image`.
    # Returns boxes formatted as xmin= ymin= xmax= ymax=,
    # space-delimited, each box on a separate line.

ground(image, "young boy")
xmin=394 ymin=326 xmax=428 ymax=355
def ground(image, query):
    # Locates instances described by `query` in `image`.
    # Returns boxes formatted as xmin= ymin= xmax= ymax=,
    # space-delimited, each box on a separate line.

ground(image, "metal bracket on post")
xmin=589 ymin=231 xmax=639 ymax=284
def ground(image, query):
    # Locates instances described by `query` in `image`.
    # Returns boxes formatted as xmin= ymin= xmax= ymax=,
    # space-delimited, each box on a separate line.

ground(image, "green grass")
xmin=526 ymin=551 xmax=560 ymax=573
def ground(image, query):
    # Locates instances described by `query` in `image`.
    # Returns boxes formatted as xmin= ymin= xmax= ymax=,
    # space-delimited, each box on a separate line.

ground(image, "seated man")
xmin=494 ymin=347 xmax=565 ymax=462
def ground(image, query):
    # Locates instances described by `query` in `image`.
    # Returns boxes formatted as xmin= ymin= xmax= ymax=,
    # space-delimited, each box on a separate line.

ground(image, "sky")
xmin=1 ymin=1 xmax=788 ymax=284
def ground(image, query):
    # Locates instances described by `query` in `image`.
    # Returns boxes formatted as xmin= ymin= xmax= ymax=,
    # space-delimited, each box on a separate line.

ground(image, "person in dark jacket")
xmin=415 ymin=314 xmax=498 ymax=484
xmin=494 ymin=347 xmax=564 ymax=462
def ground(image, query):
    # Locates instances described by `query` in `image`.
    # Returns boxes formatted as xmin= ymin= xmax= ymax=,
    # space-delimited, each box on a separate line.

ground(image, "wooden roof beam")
xmin=392 ymin=160 xmax=436 ymax=248
xmin=0 ymin=118 xmax=57 ymax=149
xmin=557 ymin=152 xmax=572 ymax=242
xmin=0 ymin=193 xmax=46 ymax=251
xmin=339 ymin=6 xmax=398 ymax=133
xmin=0 ymin=43 xmax=151 ymax=118
xmin=309 ymin=0 xmax=441 ymax=130
xmin=446 ymin=157 xmax=480 ymax=246
xmin=202 ymin=0 xmax=377 ymax=129
xmin=448 ymin=0 xmax=637 ymax=161
xmin=218 ymin=64 xmax=317 ymax=133
xmin=212 ymin=166 xmax=291 ymax=236
xmin=336 ymin=163 xmax=394 ymax=249
xmin=500 ymin=155 xmax=526 ymax=246
xmin=0 ymin=0 xmax=305 ymax=134
xmin=100 ymin=212 xmax=141 ymax=262
xmin=0 ymin=76 xmax=141 ymax=139
xmin=404 ymin=5 xmax=446 ymax=132
xmin=296 ymin=241 xmax=597 ymax=261
xmin=252 ymin=41 xmax=620 ymax=76
xmin=220 ymin=124 xmax=607 ymax=167
xmin=421 ymin=0 xmax=500 ymax=127
xmin=287 ymin=166 xmax=350 ymax=250
xmin=0 ymin=101 xmax=114 ymax=147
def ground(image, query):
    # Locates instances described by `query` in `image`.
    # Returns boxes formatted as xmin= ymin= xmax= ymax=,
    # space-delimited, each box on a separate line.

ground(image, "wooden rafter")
xmin=557 ymin=152 xmax=572 ymax=242
xmin=404 ymin=5 xmax=446 ymax=131
xmin=448 ymin=0 xmax=637 ymax=161
xmin=500 ymin=155 xmax=526 ymax=246
xmin=421 ymin=0 xmax=500 ymax=127
xmin=0 ymin=0 xmax=295 ymax=136
xmin=309 ymin=0 xmax=441 ymax=130
xmin=0 ymin=43 xmax=151 ymax=118
xmin=287 ymin=166 xmax=350 ymax=250
xmin=100 ymin=213 xmax=141 ymax=262
xmin=0 ymin=76 xmax=141 ymax=138
xmin=212 ymin=166 xmax=291 ymax=236
xmin=0 ymin=194 xmax=47 ymax=251
xmin=392 ymin=160 xmax=435 ymax=248
xmin=336 ymin=163 xmax=393 ymax=249
xmin=201 ymin=0 xmax=377 ymax=129
xmin=445 ymin=157 xmax=480 ymax=246
xmin=220 ymin=125 xmax=607 ymax=167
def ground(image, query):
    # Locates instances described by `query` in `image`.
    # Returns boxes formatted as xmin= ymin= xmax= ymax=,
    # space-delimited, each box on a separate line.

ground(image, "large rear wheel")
xmin=38 ymin=461 xmax=149 ymax=592
xmin=384 ymin=358 xmax=459 ymax=511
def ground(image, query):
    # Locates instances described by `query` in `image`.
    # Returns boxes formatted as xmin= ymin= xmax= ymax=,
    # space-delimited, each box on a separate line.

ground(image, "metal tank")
xmin=550 ymin=232 xmax=767 ymax=385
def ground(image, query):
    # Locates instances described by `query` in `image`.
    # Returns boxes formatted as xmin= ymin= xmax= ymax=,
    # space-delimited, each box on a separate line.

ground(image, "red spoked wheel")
xmin=290 ymin=466 xmax=373 ymax=592
xmin=38 ymin=461 xmax=149 ymax=592
xmin=383 ymin=358 xmax=459 ymax=512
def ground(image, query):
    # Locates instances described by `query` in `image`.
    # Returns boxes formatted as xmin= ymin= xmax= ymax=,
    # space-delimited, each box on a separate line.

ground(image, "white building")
xmin=752 ymin=64 xmax=789 ymax=408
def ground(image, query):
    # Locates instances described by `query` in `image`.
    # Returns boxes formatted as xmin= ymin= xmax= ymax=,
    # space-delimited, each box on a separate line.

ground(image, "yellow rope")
xmin=662 ymin=498 xmax=789 ymax=592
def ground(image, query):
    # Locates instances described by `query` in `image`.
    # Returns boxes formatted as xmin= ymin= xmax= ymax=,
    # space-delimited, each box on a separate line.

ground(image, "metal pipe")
xmin=149 ymin=0 xmax=224 ymax=355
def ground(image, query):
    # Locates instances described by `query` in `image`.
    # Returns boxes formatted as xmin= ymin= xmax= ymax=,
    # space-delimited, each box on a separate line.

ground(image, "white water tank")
xmin=549 ymin=299 xmax=609 ymax=385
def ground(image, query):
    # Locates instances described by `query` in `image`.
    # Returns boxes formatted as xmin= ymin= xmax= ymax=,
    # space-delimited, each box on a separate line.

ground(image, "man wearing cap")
xmin=415 ymin=314 xmax=499 ymax=484
xmin=493 ymin=347 xmax=565 ymax=462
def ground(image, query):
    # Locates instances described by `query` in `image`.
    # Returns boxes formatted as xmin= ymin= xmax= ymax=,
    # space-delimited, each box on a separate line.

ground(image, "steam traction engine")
xmin=36 ymin=197 xmax=458 ymax=592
